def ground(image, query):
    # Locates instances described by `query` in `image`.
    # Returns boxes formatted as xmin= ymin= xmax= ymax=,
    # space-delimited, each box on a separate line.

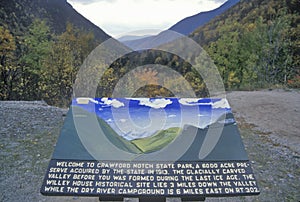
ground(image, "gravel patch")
xmin=227 ymin=89 xmax=300 ymax=154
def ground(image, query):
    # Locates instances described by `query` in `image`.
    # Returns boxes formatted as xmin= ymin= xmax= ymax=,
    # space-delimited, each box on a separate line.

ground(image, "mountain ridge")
xmin=121 ymin=0 xmax=239 ymax=49
xmin=118 ymin=34 xmax=153 ymax=42
xmin=169 ymin=0 xmax=240 ymax=35
xmin=0 ymin=0 xmax=110 ymax=42
xmin=121 ymin=30 xmax=181 ymax=50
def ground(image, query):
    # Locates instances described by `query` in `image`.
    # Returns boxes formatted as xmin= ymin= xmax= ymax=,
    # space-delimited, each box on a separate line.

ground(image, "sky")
xmin=67 ymin=0 xmax=227 ymax=38
xmin=74 ymin=98 xmax=230 ymax=140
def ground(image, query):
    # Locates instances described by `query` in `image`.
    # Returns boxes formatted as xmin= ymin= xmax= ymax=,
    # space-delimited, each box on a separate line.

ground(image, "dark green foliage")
xmin=191 ymin=0 xmax=299 ymax=89
xmin=0 ymin=0 xmax=209 ymax=105
xmin=0 ymin=26 xmax=17 ymax=99
xmin=1 ymin=0 xmax=299 ymax=107
xmin=20 ymin=19 xmax=52 ymax=100
xmin=131 ymin=127 xmax=182 ymax=153
xmin=0 ymin=0 xmax=109 ymax=41
xmin=42 ymin=23 xmax=96 ymax=107
xmin=0 ymin=0 xmax=108 ymax=106
xmin=96 ymin=112 xmax=142 ymax=154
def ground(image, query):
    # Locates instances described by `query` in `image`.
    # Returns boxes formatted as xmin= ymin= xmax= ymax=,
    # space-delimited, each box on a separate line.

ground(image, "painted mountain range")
xmin=73 ymin=97 xmax=233 ymax=154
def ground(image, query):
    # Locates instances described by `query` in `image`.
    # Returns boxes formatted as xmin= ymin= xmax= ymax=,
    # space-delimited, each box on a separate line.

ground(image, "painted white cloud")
xmin=119 ymin=119 xmax=127 ymax=123
xmin=88 ymin=98 xmax=99 ymax=104
xmin=179 ymin=98 xmax=201 ymax=106
xmin=132 ymin=98 xmax=172 ymax=109
xmin=101 ymin=98 xmax=125 ymax=108
xmin=179 ymin=98 xmax=212 ymax=106
xmin=168 ymin=114 xmax=177 ymax=118
xmin=212 ymin=98 xmax=230 ymax=109
xmin=76 ymin=97 xmax=99 ymax=104
xmin=67 ymin=0 xmax=225 ymax=37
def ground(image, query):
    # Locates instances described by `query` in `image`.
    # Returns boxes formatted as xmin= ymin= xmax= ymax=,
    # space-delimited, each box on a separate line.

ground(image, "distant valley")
xmin=121 ymin=0 xmax=240 ymax=49
xmin=118 ymin=35 xmax=154 ymax=42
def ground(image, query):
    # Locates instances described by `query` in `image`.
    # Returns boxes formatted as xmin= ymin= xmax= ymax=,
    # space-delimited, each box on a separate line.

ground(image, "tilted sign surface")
xmin=41 ymin=97 xmax=260 ymax=198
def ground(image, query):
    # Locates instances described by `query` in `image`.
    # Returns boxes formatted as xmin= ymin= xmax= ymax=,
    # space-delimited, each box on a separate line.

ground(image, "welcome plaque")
xmin=41 ymin=97 xmax=260 ymax=200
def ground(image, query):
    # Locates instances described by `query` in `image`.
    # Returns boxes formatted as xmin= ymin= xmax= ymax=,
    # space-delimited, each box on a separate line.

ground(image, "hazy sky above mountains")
xmin=67 ymin=0 xmax=227 ymax=37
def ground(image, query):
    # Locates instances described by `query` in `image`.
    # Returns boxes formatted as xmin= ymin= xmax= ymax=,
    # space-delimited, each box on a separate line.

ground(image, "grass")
xmin=97 ymin=115 xmax=143 ymax=154
xmin=131 ymin=127 xmax=182 ymax=153
xmin=77 ymin=104 xmax=183 ymax=154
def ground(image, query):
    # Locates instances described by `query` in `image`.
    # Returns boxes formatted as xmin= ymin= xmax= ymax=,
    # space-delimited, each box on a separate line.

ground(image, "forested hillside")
xmin=169 ymin=0 xmax=239 ymax=35
xmin=0 ymin=0 xmax=299 ymax=107
xmin=0 ymin=0 xmax=109 ymax=41
xmin=101 ymin=0 xmax=300 ymax=100
xmin=0 ymin=0 xmax=110 ymax=106
xmin=191 ymin=0 xmax=300 ymax=89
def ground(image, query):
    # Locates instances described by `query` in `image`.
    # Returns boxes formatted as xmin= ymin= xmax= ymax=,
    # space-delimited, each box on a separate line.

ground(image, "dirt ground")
xmin=227 ymin=89 xmax=300 ymax=155
xmin=0 ymin=89 xmax=299 ymax=202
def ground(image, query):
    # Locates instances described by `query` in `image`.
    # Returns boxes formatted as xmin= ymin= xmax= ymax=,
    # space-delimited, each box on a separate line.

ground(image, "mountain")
xmin=0 ymin=0 xmax=112 ymax=104
xmin=96 ymin=113 xmax=142 ymax=154
xmin=0 ymin=0 xmax=110 ymax=42
xmin=169 ymin=0 xmax=240 ymax=35
xmin=118 ymin=35 xmax=153 ymax=42
xmin=190 ymin=0 xmax=299 ymax=47
xmin=122 ymin=30 xmax=182 ymax=50
xmin=73 ymin=106 xmax=182 ymax=154
xmin=71 ymin=106 xmax=142 ymax=154
xmin=131 ymin=127 xmax=182 ymax=153
xmin=188 ymin=0 xmax=299 ymax=89
xmin=179 ymin=122 xmax=248 ymax=161
xmin=122 ymin=0 xmax=239 ymax=49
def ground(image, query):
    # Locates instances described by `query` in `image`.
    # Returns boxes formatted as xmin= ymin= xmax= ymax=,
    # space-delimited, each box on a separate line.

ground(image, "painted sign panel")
xmin=41 ymin=97 xmax=260 ymax=199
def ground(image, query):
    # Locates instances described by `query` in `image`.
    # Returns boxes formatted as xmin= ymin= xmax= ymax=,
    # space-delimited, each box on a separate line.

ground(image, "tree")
xmin=132 ymin=67 xmax=161 ymax=97
xmin=43 ymin=23 xmax=95 ymax=107
xmin=0 ymin=26 xmax=17 ymax=99
xmin=247 ymin=15 xmax=293 ymax=86
xmin=207 ymin=21 xmax=242 ymax=89
xmin=20 ymin=19 xmax=52 ymax=99
xmin=206 ymin=12 xmax=294 ymax=89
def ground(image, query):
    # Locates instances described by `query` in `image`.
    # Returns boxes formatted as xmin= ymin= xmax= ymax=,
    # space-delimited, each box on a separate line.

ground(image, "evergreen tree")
xmin=21 ymin=19 xmax=52 ymax=99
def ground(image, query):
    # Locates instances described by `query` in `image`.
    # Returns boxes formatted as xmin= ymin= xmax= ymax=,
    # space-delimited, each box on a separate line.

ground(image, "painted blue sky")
xmin=74 ymin=98 xmax=232 ymax=140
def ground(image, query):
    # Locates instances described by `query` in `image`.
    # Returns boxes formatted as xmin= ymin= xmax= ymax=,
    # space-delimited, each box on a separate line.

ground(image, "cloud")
xmin=68 ymin=0 xmax=116 ymax=5
xmin=100 ymin=98 xmax=125 ymax=108
xmin=212 ymin=0 xmax=227 ymax=3
xmin=168 ymin=114 xmax=177 ymax=118
xmin=119 ymin=119 xmax=127 ymax=123
xmin=212 ymin=98 xmax=230 ymax=109
xmin=179 ymin=98 xmax=201 ymax=106
xmin=132 ymin=98 xmax=172 ymax=109
xmin=179 ymin=98 xmax=212 ymax=106
xmin=88 ymin=98 xmax=99 ymax=104
xmin=198 ymin=0 xmax=227 ymax=4
xmin=76 ymin=97 xmax=99 ymax=104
